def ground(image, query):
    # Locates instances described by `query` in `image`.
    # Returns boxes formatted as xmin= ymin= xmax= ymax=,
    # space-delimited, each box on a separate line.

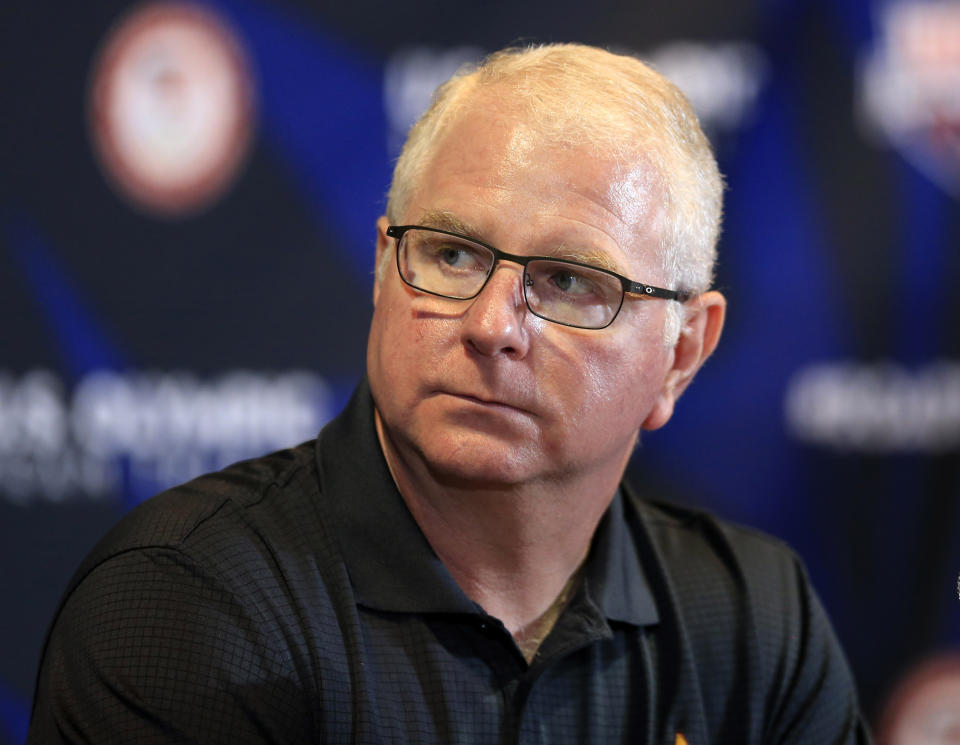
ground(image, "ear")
xmin=373 ymin=215 xmax=392 ymax=306
xmin=642 ymin=290 xmax=726 ymax=431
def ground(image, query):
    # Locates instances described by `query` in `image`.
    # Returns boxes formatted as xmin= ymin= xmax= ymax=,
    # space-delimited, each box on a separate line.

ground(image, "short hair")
xmin=384 ymin=43 xmax=723 ymax=342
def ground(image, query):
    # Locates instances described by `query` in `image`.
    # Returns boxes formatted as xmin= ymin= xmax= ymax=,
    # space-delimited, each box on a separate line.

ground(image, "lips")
xmin=436 ymin=389 xmax=537 ymax=417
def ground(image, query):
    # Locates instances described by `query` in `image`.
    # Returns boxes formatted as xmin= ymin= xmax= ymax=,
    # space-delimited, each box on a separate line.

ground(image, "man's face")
xmin=367 ymin=99 xmax=681 ymax=489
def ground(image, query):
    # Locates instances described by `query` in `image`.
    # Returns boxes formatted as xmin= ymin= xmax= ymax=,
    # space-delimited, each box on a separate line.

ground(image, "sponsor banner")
xmin=0 ymin=369 xmax=332 ymax=505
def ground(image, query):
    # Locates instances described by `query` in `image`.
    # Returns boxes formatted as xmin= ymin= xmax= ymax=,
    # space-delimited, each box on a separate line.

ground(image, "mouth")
xmin=439 ymin=391 xmax=536 ymax=417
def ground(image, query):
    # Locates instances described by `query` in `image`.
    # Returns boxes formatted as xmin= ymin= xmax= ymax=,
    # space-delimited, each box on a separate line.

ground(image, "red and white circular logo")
xmin=88 ymin=2 xmax=256 ymax=217
xmin=878 ymin=654 xmax=960 ymax=745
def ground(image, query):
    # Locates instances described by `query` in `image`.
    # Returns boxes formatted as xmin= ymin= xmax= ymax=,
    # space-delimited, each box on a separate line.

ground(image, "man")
xmin=29 ymin=44 xmax=870 ymax=744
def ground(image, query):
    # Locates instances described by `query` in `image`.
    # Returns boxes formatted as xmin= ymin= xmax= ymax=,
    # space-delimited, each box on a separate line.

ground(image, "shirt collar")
xmin=316 ymin=381 xmax=477 ymax=615
xmin=316 ymin=379 xmax=659 ymax=627
xmin=584 ymin=489 xmax=659 ymax=626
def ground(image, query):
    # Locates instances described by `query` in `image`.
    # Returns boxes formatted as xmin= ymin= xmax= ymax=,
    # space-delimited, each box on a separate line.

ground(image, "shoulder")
xmin=626 ymin=492 xmax=869 ymax=743
xmin=73 ymin=441 xmax=323 ymax=584
xmin=627 ymin=492 xmax=814 ymax=657
xmin=46 ymin=439 xmax=348 ymax=657
xmin=630 ymin=494 xmax=805 ymax=602
xmin=30 ymin=442 xmax=339 ymax=743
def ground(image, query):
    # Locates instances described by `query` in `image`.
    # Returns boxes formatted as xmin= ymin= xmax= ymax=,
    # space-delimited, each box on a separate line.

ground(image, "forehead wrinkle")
xmin=538 ymin=212 xmax=635 ymax=275
xmin=530 ymin=179 xmax=654 ymax=276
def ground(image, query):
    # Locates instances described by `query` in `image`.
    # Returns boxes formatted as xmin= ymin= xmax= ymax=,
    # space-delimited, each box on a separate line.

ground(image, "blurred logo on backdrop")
xmin=0 ymin=369 xmax=332 ymax=505
xmin=785 ymin=361 xmax=960 ymax=452
xmin=383 ymin=46 xmax=482 ymax=156
xmin=643 ymin=41 xmax=767 ymax=138
xmin=88 ymin=1 xmax=256 ymax=217
xmin=859 ymin=0 xmax=960 ymax=198
xmin=382 ymin=41 xmax=766 ymax=157
xmin=877 ymin=653 xmax=960 ymax=745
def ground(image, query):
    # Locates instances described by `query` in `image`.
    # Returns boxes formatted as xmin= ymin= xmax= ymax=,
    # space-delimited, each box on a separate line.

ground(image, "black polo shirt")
xmin=29 ymin=381 xmax=871 ymax=744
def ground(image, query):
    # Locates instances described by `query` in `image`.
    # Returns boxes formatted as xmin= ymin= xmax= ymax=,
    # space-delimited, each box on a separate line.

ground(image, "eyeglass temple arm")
xmin=624 ymin=281 xmax=692 ymax=302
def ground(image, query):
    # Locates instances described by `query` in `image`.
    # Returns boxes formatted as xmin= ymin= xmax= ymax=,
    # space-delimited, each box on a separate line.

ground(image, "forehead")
xmin=411 ymin=96 xmax=665 ymax=275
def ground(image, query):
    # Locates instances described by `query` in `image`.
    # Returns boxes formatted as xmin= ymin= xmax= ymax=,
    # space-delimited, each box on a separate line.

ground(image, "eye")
xmin=423 ymin=238 xmax=489 ymax=274
xmin=439 ymin=245 xmax=473 ymax=267
xmin=548 ymin=268 xmax=597 ymax=295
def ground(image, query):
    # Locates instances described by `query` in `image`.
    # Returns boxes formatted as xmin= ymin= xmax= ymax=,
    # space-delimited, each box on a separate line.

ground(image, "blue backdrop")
xmin=3 ymin=1 xmax=959 ymax=742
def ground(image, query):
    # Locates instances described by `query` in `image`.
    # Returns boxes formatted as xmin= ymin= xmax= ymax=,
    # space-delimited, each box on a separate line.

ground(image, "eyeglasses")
xmin=386 ymin=225 xmax=690 ymax=330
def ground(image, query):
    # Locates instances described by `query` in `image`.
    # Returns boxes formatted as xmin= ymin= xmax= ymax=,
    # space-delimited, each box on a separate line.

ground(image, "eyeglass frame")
xmin=385 ymin=224 xmax=692 ymax=330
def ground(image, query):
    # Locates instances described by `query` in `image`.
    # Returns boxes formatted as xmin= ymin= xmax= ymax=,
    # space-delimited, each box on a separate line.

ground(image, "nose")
xmin=460 ymin=264 xmax=531 ymax=359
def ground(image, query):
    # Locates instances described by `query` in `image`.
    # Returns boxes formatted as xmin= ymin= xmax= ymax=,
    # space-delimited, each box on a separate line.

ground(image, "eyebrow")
xmin=551 ymin=245 xmax=623 ymax=275
xmin=417 ymin=210 xmax=481 ymax=237
xmin=414 ymin=209 xmax=628 ymax=277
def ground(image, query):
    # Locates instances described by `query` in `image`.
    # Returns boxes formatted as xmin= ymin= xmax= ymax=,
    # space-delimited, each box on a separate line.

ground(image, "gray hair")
xmin=384 ymin=43 xmax=723 ymax=342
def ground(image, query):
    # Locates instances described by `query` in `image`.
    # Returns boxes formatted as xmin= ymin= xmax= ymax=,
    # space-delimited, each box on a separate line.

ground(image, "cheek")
xmin=370 ymin=293 xmax=451 ymax=378
xmin=368 ymin=290 xmax=411 ymax=385
xmin=577 ymin=343 xmax=669 ymax=423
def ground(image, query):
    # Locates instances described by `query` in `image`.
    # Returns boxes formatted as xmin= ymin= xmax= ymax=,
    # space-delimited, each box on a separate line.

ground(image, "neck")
xmin=374 ymin=411 xmax=622 ymax=641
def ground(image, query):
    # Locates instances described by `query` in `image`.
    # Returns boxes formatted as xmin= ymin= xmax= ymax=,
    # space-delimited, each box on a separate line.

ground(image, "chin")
xmin=412 ymin=430 xmax=547 ymax=488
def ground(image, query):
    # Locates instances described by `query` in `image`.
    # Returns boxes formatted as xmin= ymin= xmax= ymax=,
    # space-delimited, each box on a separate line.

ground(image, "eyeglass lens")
xmin=397 ymin=228 xmax=623 ymax=329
